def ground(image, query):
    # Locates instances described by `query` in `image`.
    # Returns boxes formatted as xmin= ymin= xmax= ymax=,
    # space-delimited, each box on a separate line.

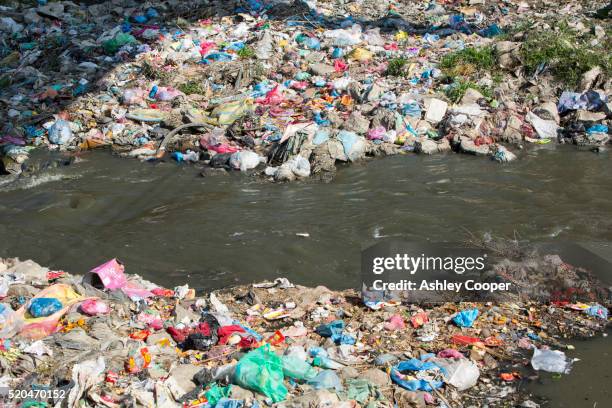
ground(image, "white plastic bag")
xmin=229 ymin=151 xmax=265 ymax=172
xmin=48 ymin=119 xmax=74 ymax=145
xmin=531 ymin=347 xmax=573 ymax=374
xmin=437 ymin=358 xmax=480 ymax=391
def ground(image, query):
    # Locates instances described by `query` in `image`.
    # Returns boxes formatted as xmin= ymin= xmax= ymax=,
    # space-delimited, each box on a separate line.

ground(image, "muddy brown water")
xmin=0 ymin=145 xmax=610 ymax=406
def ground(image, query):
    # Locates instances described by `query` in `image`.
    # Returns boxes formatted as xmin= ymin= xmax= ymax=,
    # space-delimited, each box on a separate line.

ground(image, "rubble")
xmin=0 ymin=0 xmax=610 ymax=180
xmin=0 ymin=253 xmax=609 ymax=407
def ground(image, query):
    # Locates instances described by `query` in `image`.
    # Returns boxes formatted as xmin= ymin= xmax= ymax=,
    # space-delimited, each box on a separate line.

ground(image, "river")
xmin=0 ymin=146 xmax=610 ymax=406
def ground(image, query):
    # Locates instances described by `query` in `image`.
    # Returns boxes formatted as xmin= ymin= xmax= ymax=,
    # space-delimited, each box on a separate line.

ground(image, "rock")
xmin=309 ymin=63 xmax=335 ymax=76
xmin=415 ymin=138 xmax=438 ymax=155
xmin=579 ymin=66 xmax=602 ymax=91
xmin=166 ymin=364 xmax=202 ymax=399
xmin=460 ymin=138 xmax=491 ymax=155
xmin=339 ymin=366 xmax=359 ymax=379
xmin=396 ymin=389 xmax=426 ymax=408
xmin=370 ymin=108 xmax=396 ymax=130
xmin=365 ymin=82 xmax=385 ymax=102
xmin=343 ymin=111 xmax=370 ymax=134
xmin=415 ymin=138 xmax=450 ymax=155
xmin=200 ymin=167 xmax=229 ymax=177
xmin=7 ymin=284 xmax=39 ymax=297
xmin=576 ymin=110 xmax=606 ymax=122
xmin=502 ymin=115 xmax=524 ymax=144
xmin=424 ymin=98 xmax=448 ymax=124
xmin=359 ymin=368 xmax=390 ymax=387
xmin=229 ymin=385 xmax=255 ymax=401
xmin=533 ymin=101 xmax=560 ymax=124
xmin=496 ymin=41 xmax=521 ymax=69
xmin=461 ymin=88 xmax=485 ymax=104
xmin=7 ymin=260 xmax=48 ymax=283
xmin=277 ymin=390 xmax=339 ymax=408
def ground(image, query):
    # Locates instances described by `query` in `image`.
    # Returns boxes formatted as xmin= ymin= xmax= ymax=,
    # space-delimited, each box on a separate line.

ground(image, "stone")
xmin=533 ymin=101 xmax=560 ymax=124
xmin=229 ymin=385 xmax=255 ymax=400
xmin=343 ymin=111 xmax=370 ymax=134
xmin=359 ymin=368 xmax=391 ymax=387
xmin=7 ymin=260 xmax=48 ymax=282
xmin=365 ymin=82 xmax=385 ymax=102
xmin=309 ymin=63 xmax=335 ymax=76
xmin=424 ymin=98 xmax=448 ymax=123
xmin=339 ymin=366 xmax=359 ymax=379
xmin=576 ymin=110 xmax=606 ymax=122
xmin=461 ymin=88 xmax=485 ymax=104
xmin=166 ymin=364 xmax=202 ymax=399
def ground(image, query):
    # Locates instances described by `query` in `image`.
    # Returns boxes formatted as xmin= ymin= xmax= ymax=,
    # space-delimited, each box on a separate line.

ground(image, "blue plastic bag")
xmin=391 ymin=358 xmax=444 ymax=391
xmin=315 ymin=320 xmax=355 ymax=345
xmin=307 ymin=370 xmax=342 ymax=391
xmin=29 ymin=298 xmax=63 ymax=317
xmin=453 ymin=309 xmax=479 ymax=328
xmin=586 ymin=304 xmax=608 ymax=319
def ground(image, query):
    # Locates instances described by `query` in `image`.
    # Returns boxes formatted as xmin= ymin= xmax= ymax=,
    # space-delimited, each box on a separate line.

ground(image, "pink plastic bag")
xmin=334 ymin=59 xmax=348 ymax=72
xmin=437 ymin=349 xmax=465 ymax=359
xmin=384 ymin=314 xmax=406 ymax=331
xmin=258 ymin=85 xmax=284 ymax=105
xmin=79 ymin=299 xmax=110 ymax=316
xmin=367 ymin=126 xmax=386 ymax=140
xmin=88 ymin=259 xmax=127 ymax=290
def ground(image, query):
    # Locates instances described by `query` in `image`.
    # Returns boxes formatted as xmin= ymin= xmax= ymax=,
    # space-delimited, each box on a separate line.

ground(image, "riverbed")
xmin=0 ymin=146 xmax=610 ymax=406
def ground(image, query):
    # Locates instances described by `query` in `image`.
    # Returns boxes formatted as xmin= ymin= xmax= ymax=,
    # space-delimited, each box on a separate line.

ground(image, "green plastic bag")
xmin=205 ymin=383 xmax=232 ymax=406
xmin=234 ymin=344 xmax=288 ymax=402
xmin=103 ymin=33 xmax=137 ymax=54
xmin=281 ymin=355 xmax=318 ymax=381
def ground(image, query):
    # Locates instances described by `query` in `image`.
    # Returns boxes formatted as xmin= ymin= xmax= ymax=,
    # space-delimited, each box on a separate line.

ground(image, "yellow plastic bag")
xmin=348 ymin=47 xmax=373 ymax=62
xmin=211 ymin=98 xmax=254 ymax=125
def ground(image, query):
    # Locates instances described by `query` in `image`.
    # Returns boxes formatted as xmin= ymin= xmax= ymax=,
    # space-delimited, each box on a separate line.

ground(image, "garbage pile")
xmin=0 ymin=0 xmax=610 ymax=180
xmin=0 ymin=255 xmax=609 ymax=407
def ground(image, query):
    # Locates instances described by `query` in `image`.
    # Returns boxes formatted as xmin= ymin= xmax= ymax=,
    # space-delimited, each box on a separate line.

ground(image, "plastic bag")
xmin=0 ymin=303 xmax=22 ymax=338
xmin=155 ymin=87 xmax=183 ymax=101
xmin=323 ymin=26 xmax=362 ymax=46
xmin=453 ymin=308 xmax=479 ymax=328
xmin=79 ymin=299 xmax=110 ymax=316
xmin=86 ymin=258 xmax=127 ymax=290
xmin=307 ymin=370 xmax=342 ymax=391
xmin=234 ymin=344 xmax=288 ymax=402
xmin=391 ymin=358 xmax=444 ymax=391
xmin=315 ymin=320 xmax=355 ymax=345
xmin=29 ymin=298 xmax=63 ymax=318
xmin=337 ymin=130 xmax=366 ymax=162
xmin=384 ymin=314 xmax=405 ymax=331
xmin=67 ymin=357 xmax=105 ymax=407
xmin=229 ymin=151 xmax=264 ymax=172
xmin=212 ymin=99 xmax=254 ymax=125
xmin=348 ymin=47 xmax=373 ymax=62
xmin=281 ymin=156 xmax=311 ymax=178
xmin=281 ymin=355 xmax=317 ymax=380
xmin=435 ymin=358 xmax=479 ymax=391
xmin=48 ymin=120 xmax=73 ymax=145
xmin=526 ymin=111 xmax=559 ymax=139
xmin=122 ymin=88 xmax=145 ymax=105
xmin=531 ymin=347 xmax=573 ymax=374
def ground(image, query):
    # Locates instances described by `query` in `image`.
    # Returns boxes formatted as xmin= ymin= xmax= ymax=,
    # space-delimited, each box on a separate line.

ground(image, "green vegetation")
xmin=520 ymin=24 xmax=611 ymax=87
xmin=439 ymin=46 xmax=497 ymax=77
xmin=237 ymin=46 xmax=256 ymax=59
xmin=385 ymin=57 xmax=409 ymax=77
xmin=445 ymin=79 xmax=492 ymax=103
xmin=178 ymin=80 xmax=205 ymax=95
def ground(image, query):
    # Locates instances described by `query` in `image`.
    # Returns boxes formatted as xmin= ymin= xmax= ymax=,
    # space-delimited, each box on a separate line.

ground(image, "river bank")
xmin=1 ymin=0 xmax=610 ymax=181
xmin=0 ymin=255 xmax=609 ymax=407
